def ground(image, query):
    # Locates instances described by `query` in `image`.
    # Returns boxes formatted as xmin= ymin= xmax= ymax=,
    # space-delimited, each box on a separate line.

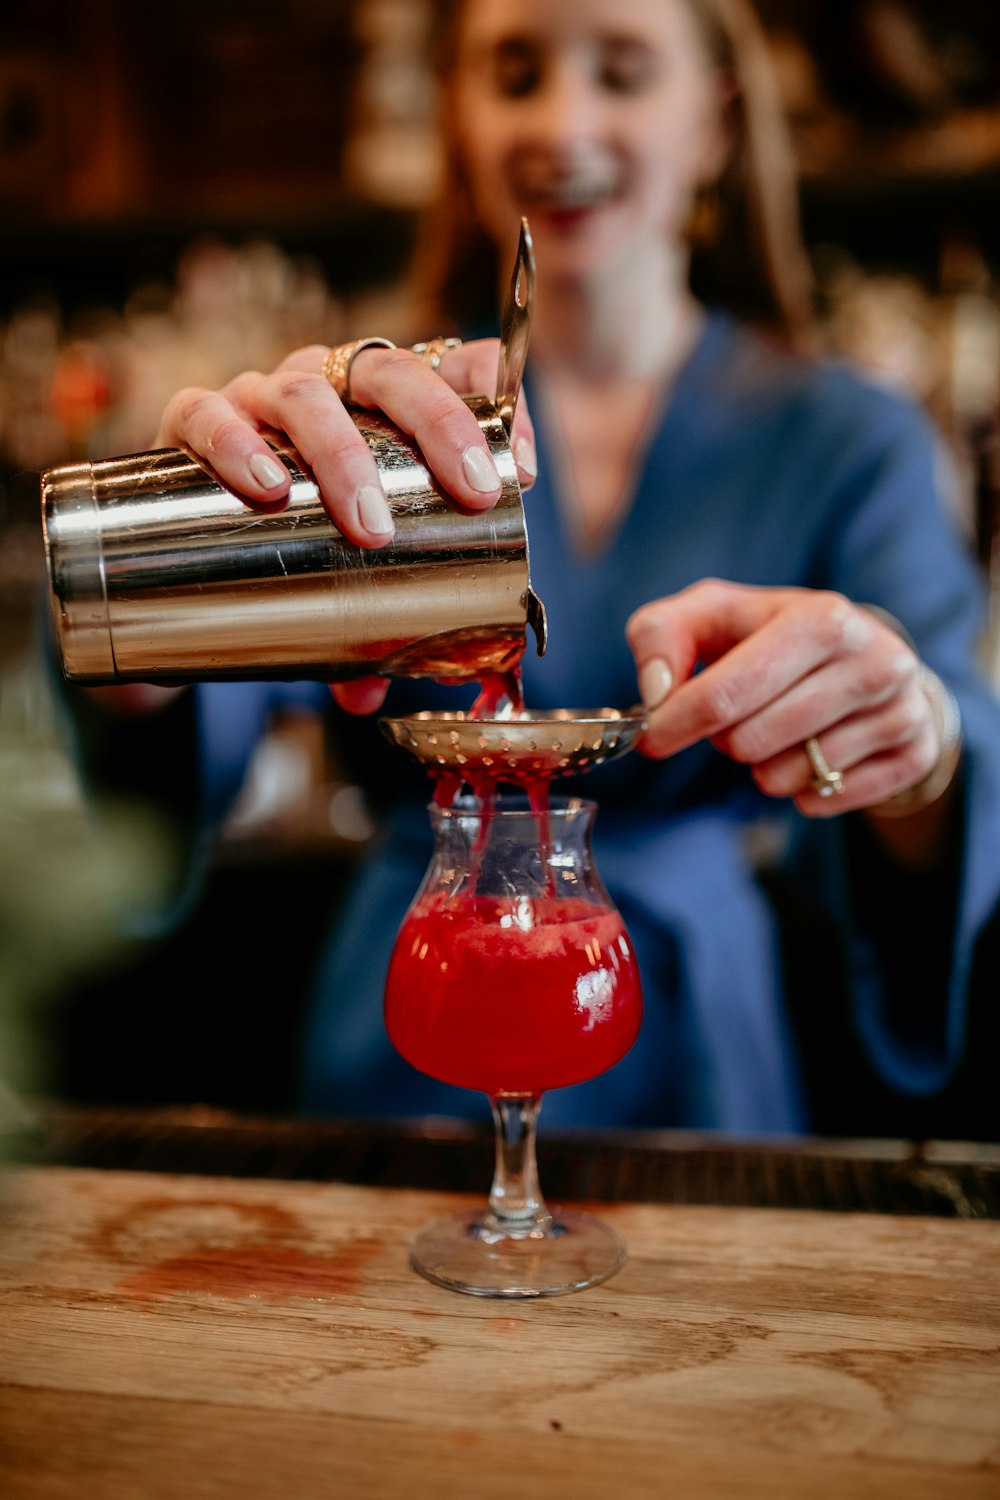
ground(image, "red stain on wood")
xmin=115 ymin=1240 xmax=379 ymax=1302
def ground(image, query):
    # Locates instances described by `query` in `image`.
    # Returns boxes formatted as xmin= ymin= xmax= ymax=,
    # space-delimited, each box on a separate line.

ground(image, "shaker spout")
xmin=527 ymin=585 xmax=547 ymax=657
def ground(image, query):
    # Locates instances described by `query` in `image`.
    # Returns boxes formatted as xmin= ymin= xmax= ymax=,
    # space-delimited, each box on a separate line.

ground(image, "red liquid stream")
xmin=428 ymin=664 xmax=552 ymax=885
xmin=384 ymin=894 xmax=642 ymax=1094
xmin=471 ymin=667 xmax=523 ymax=719
xmin=430 ymin=667 xmax=526 ymax=809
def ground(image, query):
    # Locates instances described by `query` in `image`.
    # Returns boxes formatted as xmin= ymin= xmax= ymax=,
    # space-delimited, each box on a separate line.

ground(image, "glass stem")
xmin=486 ymin=1094 xmax=552 ymax=1234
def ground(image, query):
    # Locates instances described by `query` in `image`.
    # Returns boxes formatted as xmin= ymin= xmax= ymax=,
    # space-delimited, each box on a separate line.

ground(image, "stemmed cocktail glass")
xmin=382 ymin=778 xmax=643 ymax=1298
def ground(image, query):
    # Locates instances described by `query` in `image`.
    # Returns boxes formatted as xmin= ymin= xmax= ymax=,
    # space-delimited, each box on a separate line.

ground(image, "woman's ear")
xmin=698 ymin=68 xmax=738 ymax=186
xmin=685 ymin=72 xmax=737 ymax=246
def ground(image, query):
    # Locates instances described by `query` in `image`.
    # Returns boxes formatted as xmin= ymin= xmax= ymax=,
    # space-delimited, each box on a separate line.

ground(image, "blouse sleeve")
xmin=785 ymin=367 xmax=1000 ymax=1102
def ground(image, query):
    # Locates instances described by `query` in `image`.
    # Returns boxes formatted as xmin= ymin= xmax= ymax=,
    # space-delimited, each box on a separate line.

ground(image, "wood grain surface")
xmin=1 ymin=1165 xmax=998 ymax=1499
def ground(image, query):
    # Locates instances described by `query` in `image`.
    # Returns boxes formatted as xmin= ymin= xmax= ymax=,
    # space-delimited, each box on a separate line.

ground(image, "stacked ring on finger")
xmin=409 ymin=336 xmax=463 ymax=372
xmin=322 ymin=337 xmax=397 ymax=404
xmin=804 ymin=735 xmax=846 ymax=798
xmin=322 ymin=335 xmax=465 ymax=405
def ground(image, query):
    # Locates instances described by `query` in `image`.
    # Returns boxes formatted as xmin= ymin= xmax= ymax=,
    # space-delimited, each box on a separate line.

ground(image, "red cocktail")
xmin=385 ymin=893 xmax=641 ymax=1095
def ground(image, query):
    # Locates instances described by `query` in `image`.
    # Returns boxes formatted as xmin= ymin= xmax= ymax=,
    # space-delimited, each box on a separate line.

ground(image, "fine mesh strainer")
xmin=379 ymin=708 xmax=647 ymax=781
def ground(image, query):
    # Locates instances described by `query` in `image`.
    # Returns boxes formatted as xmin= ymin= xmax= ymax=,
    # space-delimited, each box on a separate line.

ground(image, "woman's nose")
xmin=525 ymin=64 xmax=604 ymax=150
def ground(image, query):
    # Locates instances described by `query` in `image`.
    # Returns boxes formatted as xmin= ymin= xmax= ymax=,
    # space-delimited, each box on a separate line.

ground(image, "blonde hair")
xmin=686 ymin=0 xmax=813 ymax=343
xmin=409 ymin=0 xmax=814 ymax=346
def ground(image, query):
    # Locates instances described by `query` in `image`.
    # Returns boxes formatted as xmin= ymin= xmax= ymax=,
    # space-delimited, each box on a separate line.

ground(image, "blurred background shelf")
xmin=0 ymin=206 xmax=417 ymax=321
xmin=3 ymin=0 xmax=999 ymax=649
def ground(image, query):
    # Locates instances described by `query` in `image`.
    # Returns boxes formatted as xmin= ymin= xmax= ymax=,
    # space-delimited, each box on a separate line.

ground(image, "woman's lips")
xmin=539 ymin=203 xmax=604 ymax=233
xmin=519 ymin=182 xmax=620 ymax=233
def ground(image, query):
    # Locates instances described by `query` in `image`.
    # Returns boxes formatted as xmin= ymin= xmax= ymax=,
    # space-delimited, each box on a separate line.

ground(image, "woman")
xmin=72 ymin=0 xmax=1000 ymax=1136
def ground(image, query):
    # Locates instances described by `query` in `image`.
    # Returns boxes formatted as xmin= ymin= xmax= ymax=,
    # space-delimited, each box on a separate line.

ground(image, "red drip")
xmin=427 ymin=665 xmax=549 ymax=813
xmin=469 ymin=667 xmax=524 ymax=719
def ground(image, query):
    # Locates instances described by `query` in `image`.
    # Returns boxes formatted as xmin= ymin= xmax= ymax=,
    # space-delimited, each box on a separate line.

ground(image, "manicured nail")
xmin=462 ymin=445 xmax=500 ymax=493
xmin=515 ymin=437 xmax=537 ymax=482
xmin=640 ymin=658 xmax=673 ymax=709
xmin=249 ymin=452 xmax=287 ymax=489
xmin=357 ymin=482 xmax=394 ymax=537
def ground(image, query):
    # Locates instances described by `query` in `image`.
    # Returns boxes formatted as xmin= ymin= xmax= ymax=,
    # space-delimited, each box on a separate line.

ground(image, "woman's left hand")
xmin=627 ymin=580 xmax=954 ymax=818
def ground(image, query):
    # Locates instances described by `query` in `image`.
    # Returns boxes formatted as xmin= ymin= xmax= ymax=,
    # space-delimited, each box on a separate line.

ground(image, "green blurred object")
xmin=0 ymin=653 xmax=174 ymax=1156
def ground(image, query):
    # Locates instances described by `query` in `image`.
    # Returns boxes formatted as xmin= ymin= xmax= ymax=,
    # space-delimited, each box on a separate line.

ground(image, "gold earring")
xmin=686 ymin=183 xmax=721 ymax=248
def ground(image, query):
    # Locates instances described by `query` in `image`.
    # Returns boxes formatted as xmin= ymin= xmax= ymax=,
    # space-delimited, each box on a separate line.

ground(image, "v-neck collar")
xmin=528 ymin=309 xmax=732 ymax=564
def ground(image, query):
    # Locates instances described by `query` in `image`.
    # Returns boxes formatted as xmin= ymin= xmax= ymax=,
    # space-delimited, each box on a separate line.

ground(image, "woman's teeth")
xmin=529 ymin=178 xmax=616 ymax=209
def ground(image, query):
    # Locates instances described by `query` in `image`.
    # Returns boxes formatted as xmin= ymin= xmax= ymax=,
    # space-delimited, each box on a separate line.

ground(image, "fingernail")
xmin=249 ymin=452 xmax=287 ymax=489
xmin=357 ymin=483 xmax=395 ymax=537
xmin=640 ymin=658 xmax=673 ymax=709
xmin=462 ymin=445 xmax=500 ymax=493
xmin=514 ymin=437 xmax=537 ymax=482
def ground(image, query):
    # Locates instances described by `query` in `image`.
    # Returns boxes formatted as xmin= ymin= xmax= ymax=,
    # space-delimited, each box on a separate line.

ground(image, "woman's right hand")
xmin=146 ymin=336 xmax=539 ymax=718
xmin=155 ymin=337 xmax=538 ymax=549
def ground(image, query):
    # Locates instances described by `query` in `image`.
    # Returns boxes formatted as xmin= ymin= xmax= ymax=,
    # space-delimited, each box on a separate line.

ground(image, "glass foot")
xmin=409 ymin=1206 xmax=627 ymax=1298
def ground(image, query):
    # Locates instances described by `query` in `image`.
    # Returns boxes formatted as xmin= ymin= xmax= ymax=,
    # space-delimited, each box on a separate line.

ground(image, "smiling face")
xmin=449 ymin=0 xmax=732 ymax=286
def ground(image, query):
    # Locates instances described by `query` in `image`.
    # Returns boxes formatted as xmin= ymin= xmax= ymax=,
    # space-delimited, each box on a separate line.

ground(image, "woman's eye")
xmin=493 ymin=44 xmax=542 ymax=99
xmin=600 ymin=44 xmax=659 ymax=94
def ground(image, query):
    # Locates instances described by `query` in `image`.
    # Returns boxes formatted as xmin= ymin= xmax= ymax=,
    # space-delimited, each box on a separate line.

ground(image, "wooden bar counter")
xmin=1 ymin=1109 xmax=998 ymax=1498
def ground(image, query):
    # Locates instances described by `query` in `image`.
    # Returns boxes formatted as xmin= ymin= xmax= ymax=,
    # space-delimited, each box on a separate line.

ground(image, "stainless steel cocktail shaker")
xmin=41 ymin=398 xmax=543 ymax=686
xmin=40 ymin=222 xmax=545 ymax=687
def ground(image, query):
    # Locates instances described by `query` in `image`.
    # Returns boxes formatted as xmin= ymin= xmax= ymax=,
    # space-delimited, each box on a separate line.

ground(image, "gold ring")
xmin=805 ymin=736 xmax=846 ymax=798
xmin=322 ymin=337 xmax=397 ymax=404
xmin=409 ymin=336 xmax=463 ymax=372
